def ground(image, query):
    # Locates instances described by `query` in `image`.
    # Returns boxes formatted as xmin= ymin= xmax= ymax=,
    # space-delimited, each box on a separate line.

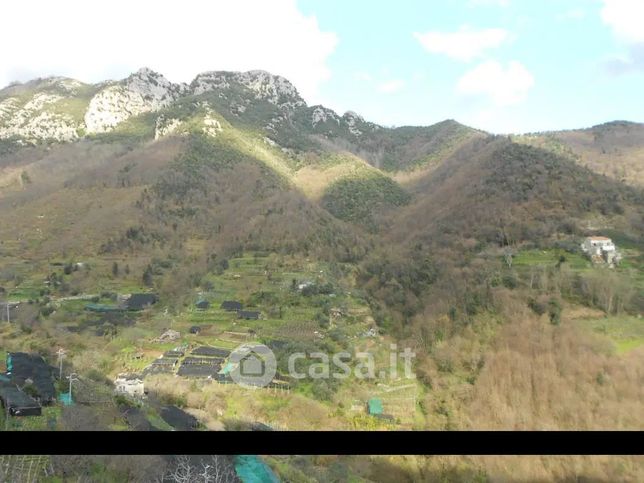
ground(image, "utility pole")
xmin=67 ymin=373 xmax=78 ymax=402
xmin=56 ymin=348 xmax=66 ymax=380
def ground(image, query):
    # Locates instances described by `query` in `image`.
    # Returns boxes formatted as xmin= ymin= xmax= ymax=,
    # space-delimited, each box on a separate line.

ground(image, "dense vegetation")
xmin=322 ymin=173 xmax=410 ymax=229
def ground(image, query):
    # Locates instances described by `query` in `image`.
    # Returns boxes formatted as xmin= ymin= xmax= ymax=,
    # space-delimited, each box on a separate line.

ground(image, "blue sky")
xmin=1 ymin=0 xmax=643 ymax=134
xmin=299 ymin=0 xmax=644 ymax=133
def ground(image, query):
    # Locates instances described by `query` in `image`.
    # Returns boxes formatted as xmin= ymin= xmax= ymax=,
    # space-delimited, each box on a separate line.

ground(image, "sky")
xmin=1 ymin=0 xmax=643 ymax=133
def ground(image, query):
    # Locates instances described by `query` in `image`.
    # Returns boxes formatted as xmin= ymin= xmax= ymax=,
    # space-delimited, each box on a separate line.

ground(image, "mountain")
xmin=1 ymin=68 xmax=643 ymax=469
xmin=0 ymin=68 xmax=488 ymax=248
xmin=389 ymin=137 xmax=643 ymax=249
xmin=0 ymin=68 xmax=482 ymax=167
xmin=1 ymin=67 xmax=642 ymax=306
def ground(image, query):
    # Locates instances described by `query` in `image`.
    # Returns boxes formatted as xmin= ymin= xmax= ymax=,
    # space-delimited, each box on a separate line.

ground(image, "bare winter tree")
xmin=503 ymin=246 xmax=515 ymax=268
xmin=51 ymin=454 xmax=93 ymax=480
xmin=160 ymin=455 xmax=239 ymax=483
xmin=50 ymin=455 xmax=165 ymax=482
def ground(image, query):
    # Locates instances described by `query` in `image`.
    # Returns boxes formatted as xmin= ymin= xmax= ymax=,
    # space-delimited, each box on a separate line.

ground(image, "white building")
xmin=114 ymin=374 xmax=145 ymax=398
xmin=581 ymin=236 xmax=620 ymax=266
xmin=297 ymin=281 xmax=313 ymax=291
xmin=582 ymin=236 xmax=615 ymax=255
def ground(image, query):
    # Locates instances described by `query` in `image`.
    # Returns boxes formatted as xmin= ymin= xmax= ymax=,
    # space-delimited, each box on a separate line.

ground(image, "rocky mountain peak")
xmin=84 ymin=67 xmax=186 ymax=134
xmin=191 ymin=70 xmax=306 ymax=109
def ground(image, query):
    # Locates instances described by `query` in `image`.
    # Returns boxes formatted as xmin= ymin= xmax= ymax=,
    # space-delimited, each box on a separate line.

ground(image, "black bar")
xmin=0 ymin=431 xmax=641 ymax=455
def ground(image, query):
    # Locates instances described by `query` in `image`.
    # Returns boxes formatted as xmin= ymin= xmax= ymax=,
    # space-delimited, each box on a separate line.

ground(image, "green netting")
xmin=221 ymin=362 xmax=234 ymax=375
xmin=84 ymin=303 xmax=122 ymax=312
xmin=368 ymin=397 xmax=383 ymax=415
xmin=58 ymin=392 xmax=73 ymax=406
xmin=196 ymin=298 xmax=209 ymax=308
xmin=234 ymin=455 xmax=279 ymax=483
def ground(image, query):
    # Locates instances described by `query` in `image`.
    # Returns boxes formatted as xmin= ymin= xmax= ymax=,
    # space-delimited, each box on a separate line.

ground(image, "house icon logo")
xmin=229 ymin=344 xmax=276 ymax=388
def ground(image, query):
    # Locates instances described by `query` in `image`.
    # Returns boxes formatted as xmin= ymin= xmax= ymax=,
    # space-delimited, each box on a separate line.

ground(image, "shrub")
xmin=528 ymin=298 xmax=547 ymax=316
xmin=548 ymin=298 xmax=562 ymax=325
xmin=502 ymin=274 xmax=518 ymax=289
xmin=41 ymin=306 xmax=55 ymax=317
xmin=142 ymin=265 xmax=153 ymax=287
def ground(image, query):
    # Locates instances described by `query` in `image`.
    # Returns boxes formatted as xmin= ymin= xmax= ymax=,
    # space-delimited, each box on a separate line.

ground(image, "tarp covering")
xmin=163 ymin=350 xmax=184 ymax=358
xmin=160 ymin=405 xmax=198 ymax=431
xmin=195 ymin=299 xmax=210 ymax=309
xmin=6 ymin=352 xmax=55 ymax=404
xmin=142 ymin=364 xmax=174 ymax=377
xmin=125 ymin=293 xmax=158 ymax=310
xmin=121 ymin=406 xmax=160 ymax=431
xmin=182 ymin=356 xmax=222 ymax=366
xmin=177 ymin=364 xmax=220 ymax=378
xmin=191 ymin=346 xmax=230 ymax=358
xmin=221 ymin=300 xmax=243 ymax=311
xmin=0 ymin=385 xmax=42 ymax=416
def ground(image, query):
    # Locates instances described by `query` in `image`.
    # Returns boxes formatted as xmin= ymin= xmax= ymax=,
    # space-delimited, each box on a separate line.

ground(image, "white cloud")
xmin=377 ymin=79 xmax=405 ymax=93
xmin=468 ymin=0 xmax=511 ymax=7
xmin=0 ymin=0 xmax=338 ymax=103
xmin=354 ymin=71 xmax=373 ymax=82
xmin=601 ymin=0 xmax=644 ymax=43
xmin=461 ymin=107 xmax=526 ymax=135
xmin=556 ymin=8 xmax=586 ymax=22
xmin=456 ymin=60 xmax=534 ymax=106
xmin=600 ymin=1 xmax=644 ymax=76
xmin=602 ymin=44 xmax=644 ymax=75
xmin=414 ymin=27 xmax=509 ymax=62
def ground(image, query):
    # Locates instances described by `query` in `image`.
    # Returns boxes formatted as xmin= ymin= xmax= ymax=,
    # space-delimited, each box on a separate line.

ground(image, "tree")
xmin=503 ymin=247 xmax=515 ymax=268
xmin=143 ymin=265 xmax=154 ymax=287
xmin=112 ymin=261 xmax=119 ymax=277
xmin=548 ymin=298 xmax=562 ymax=325
xmin=60 ymin=405 xmax=106 ymax=431
xmin=51 ymin=455 xmax=93 ymax=480
xmin=556 ymin=254 xmax=566 ymax=269
xmin=161 ymin=455 xmax=239 ymax=483
xmin=102 ymin=455 xmax=166 ymax=482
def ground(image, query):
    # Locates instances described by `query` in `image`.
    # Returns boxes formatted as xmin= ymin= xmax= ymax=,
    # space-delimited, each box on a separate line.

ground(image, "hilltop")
xmin=512 ymin=120 xmax=644 ymax=187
